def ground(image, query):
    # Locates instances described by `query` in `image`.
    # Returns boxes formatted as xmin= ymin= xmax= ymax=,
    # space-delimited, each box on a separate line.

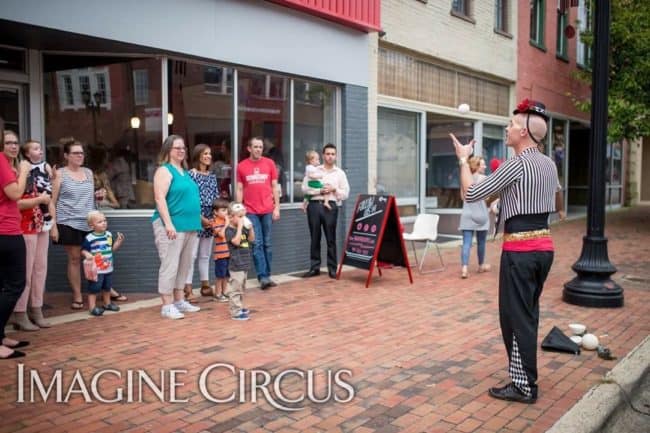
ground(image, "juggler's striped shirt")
xmin=464 ymin=147 xmax=559 ymax=227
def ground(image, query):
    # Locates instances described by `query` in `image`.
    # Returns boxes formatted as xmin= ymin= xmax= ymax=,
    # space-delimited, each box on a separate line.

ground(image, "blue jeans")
xmin=247 ymin=213 xmax=273 ymax=281
xmin=461 ymin=230 xmax=487 ymax=266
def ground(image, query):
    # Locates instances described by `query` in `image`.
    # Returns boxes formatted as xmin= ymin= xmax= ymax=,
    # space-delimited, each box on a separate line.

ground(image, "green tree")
xmin=574 ymin=0 xmax=650 ymax=142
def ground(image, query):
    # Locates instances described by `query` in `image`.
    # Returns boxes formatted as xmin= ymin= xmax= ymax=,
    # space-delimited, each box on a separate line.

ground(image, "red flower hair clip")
xmin=517 ymin=98 xmax=533 ymax=112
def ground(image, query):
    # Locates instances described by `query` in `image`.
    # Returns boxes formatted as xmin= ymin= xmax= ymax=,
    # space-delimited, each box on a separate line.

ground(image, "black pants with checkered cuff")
xmin=498 ymin=250 xmax=554 ymax=397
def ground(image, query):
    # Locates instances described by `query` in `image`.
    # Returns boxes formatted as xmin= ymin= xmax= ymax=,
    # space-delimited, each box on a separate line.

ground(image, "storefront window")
xmin=293 ymin=80 xmax=337 ymax=203
xmin=551 ymin=120 xmax=568 ymax=190
xmin=425 ymin=114 xmax=473 ymax=209
xmin=483 ymin=123 xmax=505 ymax=174
xmin=169 ymin=60 xmax=234 ymax=199
xmin=377 ymin=107 xmax=418 ymax=206
xmin=608 ymin=141 xmax=622 ymax=205
xmin=237 ymin=70 xmax=290 ymax=202
xmin=43 ymin=55 xmax=162 ymax=208
xmin=0 ymin=47 xmax=26 ymax=73
xmin=43 ymin=57 xmax=340 ymax=209
xmin=0 ymin=86 xmax=22 ymax=137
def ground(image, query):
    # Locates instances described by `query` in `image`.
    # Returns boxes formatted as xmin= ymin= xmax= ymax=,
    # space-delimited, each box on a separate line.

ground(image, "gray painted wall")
xmin=45 ymin=84 xmax=369 ymax=292
xmin=1 ymin=0 xmax=369 ymax=87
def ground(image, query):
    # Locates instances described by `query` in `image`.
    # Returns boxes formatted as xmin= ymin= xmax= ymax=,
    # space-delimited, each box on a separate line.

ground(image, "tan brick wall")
xmin=380 ymin=0 xmax=517 ymax=82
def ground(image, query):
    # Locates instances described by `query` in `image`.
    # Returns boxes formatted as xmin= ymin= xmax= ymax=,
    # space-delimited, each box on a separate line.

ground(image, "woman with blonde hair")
xmin=152 ymin=135 xmax=202 ymax=319
xmin=458 ymin=156 xmax=490 ymax=278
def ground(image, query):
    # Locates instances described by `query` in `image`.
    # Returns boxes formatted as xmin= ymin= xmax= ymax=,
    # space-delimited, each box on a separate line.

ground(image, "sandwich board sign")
xmin=337 ymin=194 xmax=413 ymax=287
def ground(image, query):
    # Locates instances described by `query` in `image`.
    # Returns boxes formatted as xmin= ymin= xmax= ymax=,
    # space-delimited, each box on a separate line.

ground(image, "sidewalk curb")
xmin=3 ymin=273 xmax=305 ymax=330
xmin=545 ymin=335 xmax=650 ymax=433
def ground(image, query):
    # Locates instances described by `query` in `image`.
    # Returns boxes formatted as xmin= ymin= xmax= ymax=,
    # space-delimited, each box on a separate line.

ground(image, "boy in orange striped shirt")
xmin=210 ymin=199 xmax=231 ymax=302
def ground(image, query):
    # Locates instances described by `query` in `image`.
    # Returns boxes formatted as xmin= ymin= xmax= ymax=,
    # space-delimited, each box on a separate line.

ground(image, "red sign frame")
xmin=337 ymin=195 xmax=413 ymax=287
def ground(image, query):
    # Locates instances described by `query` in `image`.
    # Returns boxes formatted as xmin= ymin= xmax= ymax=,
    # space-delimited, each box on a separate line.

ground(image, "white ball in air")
xmin=458 ymin=103 xmax=470 ymax=114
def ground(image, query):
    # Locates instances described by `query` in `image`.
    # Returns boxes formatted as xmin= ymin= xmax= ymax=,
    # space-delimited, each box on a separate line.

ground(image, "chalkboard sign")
xmin=338 ymin=194 xmax=413 ymax=287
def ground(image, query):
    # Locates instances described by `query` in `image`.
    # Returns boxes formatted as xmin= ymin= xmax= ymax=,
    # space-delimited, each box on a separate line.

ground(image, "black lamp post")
xmin=563 ymin=0 xmax=624 ymax=308
xmin=82 ymin=90 xmax=102 ymax=146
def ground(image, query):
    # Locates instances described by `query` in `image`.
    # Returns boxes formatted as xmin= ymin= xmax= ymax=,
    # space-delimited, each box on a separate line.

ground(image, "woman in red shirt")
xmin=0 ymin=120 xmax=31 ymax=359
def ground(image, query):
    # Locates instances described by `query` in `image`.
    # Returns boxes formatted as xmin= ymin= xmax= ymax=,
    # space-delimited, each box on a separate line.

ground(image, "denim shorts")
xmin=87 ymin=272 xmax=113 ymax=294
xmin=214 ymin=258 xmax=230 ymax=279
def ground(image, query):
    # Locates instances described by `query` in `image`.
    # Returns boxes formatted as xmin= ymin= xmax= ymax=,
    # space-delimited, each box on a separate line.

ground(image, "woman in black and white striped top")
xmin=51 ymin=138 xmax=95 ymax=310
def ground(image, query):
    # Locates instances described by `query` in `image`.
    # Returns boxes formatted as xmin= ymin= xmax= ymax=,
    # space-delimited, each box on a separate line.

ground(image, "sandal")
xmin=184 ymin=284 xmax=196 ymax=302
xmin=71 ymin=301 xmax=85 ymax=310
xmin=110 ymin=291 xmax=128 ymax=302
xmin=478 ymin=264 xmax=491 ymax=273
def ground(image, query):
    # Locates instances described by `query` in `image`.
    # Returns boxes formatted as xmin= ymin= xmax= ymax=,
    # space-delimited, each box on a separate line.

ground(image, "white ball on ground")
xmin=582 ymin=333 xmax=599 ymax=350
xmin=458 ymin=103 xmax=470 ymax=114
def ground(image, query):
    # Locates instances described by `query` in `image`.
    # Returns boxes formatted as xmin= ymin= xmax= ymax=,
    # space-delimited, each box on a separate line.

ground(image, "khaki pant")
xmin=226 ymin=270 xmax=246 ymax=316
xmin=152 ymin=219 xmax=197 ymax=295
xmin=15 ymin=232 xmax=49 ymax=311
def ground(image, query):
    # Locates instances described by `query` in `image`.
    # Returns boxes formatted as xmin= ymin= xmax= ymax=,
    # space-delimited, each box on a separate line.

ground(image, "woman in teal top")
xmin=152 ymin=134 xmax=202 ymax=320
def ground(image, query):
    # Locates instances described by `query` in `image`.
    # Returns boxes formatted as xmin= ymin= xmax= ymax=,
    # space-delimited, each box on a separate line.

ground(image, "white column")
xmin=28 ymin=49 xmax=44 ymax=142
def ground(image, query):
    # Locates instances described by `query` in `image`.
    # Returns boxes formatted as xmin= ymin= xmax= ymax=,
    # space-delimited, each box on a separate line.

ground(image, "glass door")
xmin=0 ymin=84 xmax=25 ymax=138
xmin=550 ymin=119 xmax=569 ymax=212
xmin=377 ymin=107 xmax=420 ymax=217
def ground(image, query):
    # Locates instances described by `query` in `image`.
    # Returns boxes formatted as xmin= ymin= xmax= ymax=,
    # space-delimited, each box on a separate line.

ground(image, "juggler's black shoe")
xmin=488 ymin=383 xmax=537 ymax=404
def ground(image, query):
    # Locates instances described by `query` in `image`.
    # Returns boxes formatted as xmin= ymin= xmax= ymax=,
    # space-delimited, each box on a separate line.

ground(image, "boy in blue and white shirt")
xmin=81 ymin=211 xmax=125 ymax=316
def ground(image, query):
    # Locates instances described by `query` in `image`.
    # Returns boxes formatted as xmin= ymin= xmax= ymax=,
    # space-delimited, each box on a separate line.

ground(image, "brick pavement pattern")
xmin=1 ymin=207 xmax=649 ymax=433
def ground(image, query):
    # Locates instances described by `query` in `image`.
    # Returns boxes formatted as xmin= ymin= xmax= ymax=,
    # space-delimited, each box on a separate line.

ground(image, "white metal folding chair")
xmin=402 ymin=213 xmax=445 ymax=273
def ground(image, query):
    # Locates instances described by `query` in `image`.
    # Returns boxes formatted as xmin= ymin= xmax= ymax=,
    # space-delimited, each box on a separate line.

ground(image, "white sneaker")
xmin=161 ymin=304 xmax=184 ymax=320
xmin=174 ymin=300 xmax=200 ymax=313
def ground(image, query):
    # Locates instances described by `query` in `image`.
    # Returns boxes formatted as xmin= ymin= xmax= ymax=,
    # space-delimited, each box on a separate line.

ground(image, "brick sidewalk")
xmin=1 ymin=207 xmax=649 ymax=433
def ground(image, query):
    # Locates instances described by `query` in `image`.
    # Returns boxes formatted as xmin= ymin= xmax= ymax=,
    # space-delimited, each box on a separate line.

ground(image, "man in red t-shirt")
xmin=235 ymin=137 xmax=280 ymax=290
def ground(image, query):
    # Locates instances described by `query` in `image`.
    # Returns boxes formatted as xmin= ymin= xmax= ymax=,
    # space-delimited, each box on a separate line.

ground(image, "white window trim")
xmin=494 ymin=0 xmax=508 ymax=33
xmin=530 ymin=0 xmax=545 ymax=46
xmin=203 ymin=66 xmax=233 ymax=96
xmin=55 ymin=66 xmax=111 ymax=111
xmin=133 ymin=69 xmax=149 ymax=105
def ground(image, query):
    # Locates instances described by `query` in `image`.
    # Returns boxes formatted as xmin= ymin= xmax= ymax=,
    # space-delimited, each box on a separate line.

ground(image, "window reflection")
xmin=169 ymin=60 xmax=234 ymax=199
xmin=44 ymin=56 xmax=162 ymax=208
xmin=43 ymin=57 xmax=340 ymax=208
xmin=237 ymin=70 xmax=290 ymax=201
xmin=483 ymin=124 xmax=505 ymax=174
xmin=552 ymin=121 xmax=567 ymax=189
xmin=426 ymin=114 xmax=473 ymax=209
xmin=377 ymin=107 xmax=418 ymax=198
xmin=293 ymin=80 xmax=336 ymax=203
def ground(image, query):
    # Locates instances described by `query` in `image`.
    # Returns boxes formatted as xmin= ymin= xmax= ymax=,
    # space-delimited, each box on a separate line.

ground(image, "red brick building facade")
xmin=517 ymin=1 xmax=624 ymax=210
xmin=517 ymin=0 xmax=591 ymax=120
